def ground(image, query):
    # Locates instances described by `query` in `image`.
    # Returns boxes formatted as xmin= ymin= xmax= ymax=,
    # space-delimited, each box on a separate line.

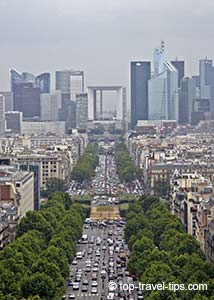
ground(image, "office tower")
xmin=0 ymin=95 xmax=5 ymax=133
xmin=40 ymin=90 xmax=61 ymax=121
xmin=10 ymin=69 xmax=23 ymax=92
xmin=148 ymin=61 xmax=179 ymax=121
xmin=131 ymin=61 xmax=151 ymax=129
xmin=200 ymin=59 xmax=214 ymax=89
xmin=192 ymin=75 xmax=200 ymax=88
xmin=55 ymin=70 xmax=84 ymax=101
xmin=179 ymin=77 xmax=196 ymax=124
xmin=191 ymin=98 xmax=211 ymax=125
xmin=13 ymin=83 xmax=41 ymax=118
xmin=56 ymin=70 xmax=84 ymax=131
xmin=199 ymin=59 xmax=214 ymax=113
xmin=5 ymin=111 xmax=23 ymax=134
xmin=10 ymin=68 xmax=50 ymax=93
xmin=171 ymin=60 xmax=185 ymax=87
xmin=36 ymin=73 xmax=50 ymax=93
xmin=76 ymin=93 xmax=88 ymax=130
xmin=70 ymin=71 xmax=84 ymax=100
xmin=0 ymin=92 xmax=13 ymax=111
xmin=154 ymin=41 xmax=165 ymax=77
xmin=68 ymin=100 xmax=76 ymax=129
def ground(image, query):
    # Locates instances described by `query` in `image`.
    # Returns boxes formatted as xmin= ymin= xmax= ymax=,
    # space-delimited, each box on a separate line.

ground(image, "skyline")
xmin=1 ymin=0 xmax=214 ymax=90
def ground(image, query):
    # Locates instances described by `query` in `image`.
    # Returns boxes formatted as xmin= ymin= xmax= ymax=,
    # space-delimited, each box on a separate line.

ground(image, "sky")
xmin=0 ymin=0 xmax=214 ymax=94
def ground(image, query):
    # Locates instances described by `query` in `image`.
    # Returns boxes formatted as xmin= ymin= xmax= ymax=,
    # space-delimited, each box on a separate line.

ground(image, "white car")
xmin=91 ymin=287 xmax=98 ymax=294
xmin=72 ymin=282 xmax=79 ymax=290
xmin=92 ymin=281 xmax=98 ymax=287
xmin=107 ymin=293 xmax=115 ymax=300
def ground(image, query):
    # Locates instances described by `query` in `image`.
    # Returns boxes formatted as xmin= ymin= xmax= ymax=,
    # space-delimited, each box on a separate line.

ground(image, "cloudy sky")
xmin=0 ymin=0 xmax=214 ymax=92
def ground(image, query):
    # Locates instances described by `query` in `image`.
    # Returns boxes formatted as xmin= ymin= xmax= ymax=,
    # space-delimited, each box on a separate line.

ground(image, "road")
xmin=64 ymin=142 xmax=144 ymax=300
xmin=65 ymin=219 xmax=143 ymax=300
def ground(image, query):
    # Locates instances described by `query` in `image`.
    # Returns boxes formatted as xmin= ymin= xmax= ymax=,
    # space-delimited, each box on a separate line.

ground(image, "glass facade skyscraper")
xmin=171 ymin=60 xmax=185 ymax=87
xmin=36 ymin=73 xmax=50 ymax=93
xmin=148 ymin=61 xmax=179 ymax=121
xmin=131 ymin=61 xmax=151 ymax=129
xmin=10 ymin=69 xmax=50 ymax=93
xmin=14 ymin=83 xmax=41 ymax=118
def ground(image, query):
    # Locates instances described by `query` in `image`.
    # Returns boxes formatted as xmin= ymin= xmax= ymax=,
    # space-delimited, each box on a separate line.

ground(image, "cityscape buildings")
xmin=40 ymin=90 xmax=62 ymax=121
xmin=0 ymin=95 xmax=5 ymax=134
xmin=131 ymin=61 xmax=151 ymax=129
xmin=148 ymin=61 xmax=179 ymax=121
xmin=76 ymin=93 xmax=88 ymax=130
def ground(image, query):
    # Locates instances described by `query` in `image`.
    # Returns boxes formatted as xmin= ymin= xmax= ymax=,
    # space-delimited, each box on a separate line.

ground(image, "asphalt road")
xmin=65 ymin=221 xmax=141 ymax=300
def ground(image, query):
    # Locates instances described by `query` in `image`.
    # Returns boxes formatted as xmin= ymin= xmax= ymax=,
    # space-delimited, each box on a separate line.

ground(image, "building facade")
xmin=40 ymin=90 xmax=62 ymax=121
xmin=13 ymin=83 xmax=41 ymax=118
xmin=76 ymin=93 xmax=88 ymax=130
xmin=148 ymin=61 xmax=179 ymax=121
xmin=131 ymin=61 xmax=151 ymax=128
xmin=0 ymin=95 xmax=5 ymax=134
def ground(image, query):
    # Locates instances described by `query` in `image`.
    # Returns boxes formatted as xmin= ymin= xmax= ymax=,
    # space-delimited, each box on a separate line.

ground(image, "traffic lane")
xmin=68 ymin=225 xmax=108 ymax=299
xmin=67 ymin=223 xmax=136 ymax=300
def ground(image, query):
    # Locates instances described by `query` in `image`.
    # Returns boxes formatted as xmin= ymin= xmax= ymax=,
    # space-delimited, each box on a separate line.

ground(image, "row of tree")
xmin=0 ymin=192 xmax=85 ymax=300
xmin=71 ymin=143 xmax=99 ymax=183
xmin=115 ymin=143 xmax=142 ymax=182
xmin=125 ymin=196 xmax=214 ymax=300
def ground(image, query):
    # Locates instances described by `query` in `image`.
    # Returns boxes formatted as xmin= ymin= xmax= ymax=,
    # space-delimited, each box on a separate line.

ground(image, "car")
xmin=82 ymin=286 xmax=88 ymax=292
xmin=72 ymin=282 xmax=79 ymax=290
xmin=92 ymin=281 xmax=98 ymax=287
xmin=75 ymin=275 xmax=81 ymax=282
xmin=107 ymin=293 xmax=115 ymax=300
xmin=83 ymin=279 xmax=88 ymax=285
xmin=68 ymin=294 xmax=75 ymax=299
xmin=76 ymin=252 xmax=83 ymax=259
xmin=67 ymin=280 xmax=73 ymax=286
xmin=92 ymin=267 xmax=99 ymax=272
xmin=91 ymin=287 xmax=98 ymax=294
xmin=72 ymin=259 xmax=77 ymax=265
xmin=101 ymin=270 xmax=107 ymax=278
xmin=85 ymin=266 xmax=91 ymax=273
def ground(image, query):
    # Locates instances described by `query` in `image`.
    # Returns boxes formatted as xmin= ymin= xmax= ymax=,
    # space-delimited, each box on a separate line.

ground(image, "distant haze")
xmin=0 ymin=0 xmax=214 ymax=94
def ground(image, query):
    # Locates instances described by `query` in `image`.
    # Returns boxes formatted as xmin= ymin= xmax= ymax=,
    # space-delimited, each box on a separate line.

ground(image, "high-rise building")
xmin=191 ymin=98 xmax=211 ymax=125
xmin=131 ymin=61 xmax=151 ymax=129
xmin=179 ymin=77 xmax=196 ymax=124
xmin=171 ymin=60 xmax=185 ymax=87
xmin=199 ymin=59 xmax=214 ymax=113
xmin=36 ymin=73 xmax=50 ymax=93
xmin=154 ymin=41 xmax=165 ymax=77
xmin=76 ymin=93 xmax=88 ymax=130
xmin=40 ymin=90 xmax=61 ymax=121
xmin=5 ymin=111 xmax=23 ymax=134
xmin=13 ymin=83 xmax=41 ymax=118
xmin=148 ymin=61 xmax=179 ymax=121
xmin=0 ymin=95 xmax=5 ymax=134
xmin=0 ymin=92 xmax=13 ymax=111
xmin=10 ymin=69 xmax=23 ymax=92
xmin=10 ymin=68 xmax=50 ymax=93
xmin=70 ymin=71 xmax=84 ymax=100
xmin=55 ymin=70 xmax=84 ymax=101
xmin=56 ymin=70 xmax=84 ymax=131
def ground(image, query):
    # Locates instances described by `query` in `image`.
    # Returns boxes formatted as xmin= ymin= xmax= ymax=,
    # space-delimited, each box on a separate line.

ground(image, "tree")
xmin=16 ymin=211 xmax=53 ymax=243
xmin=41 ymin=178 xmax=68 ymax=198
xmin=21 ymin=273 xmax=56 ymax=300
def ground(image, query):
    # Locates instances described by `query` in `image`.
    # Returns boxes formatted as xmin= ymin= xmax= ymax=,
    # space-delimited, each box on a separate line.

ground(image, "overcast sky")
xmin=0 ymin=0 xmax=214 ymax=92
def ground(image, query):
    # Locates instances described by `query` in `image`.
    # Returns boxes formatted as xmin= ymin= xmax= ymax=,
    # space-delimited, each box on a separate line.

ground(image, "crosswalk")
xmin=76 ymin=294 xmax=99 ymax=297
